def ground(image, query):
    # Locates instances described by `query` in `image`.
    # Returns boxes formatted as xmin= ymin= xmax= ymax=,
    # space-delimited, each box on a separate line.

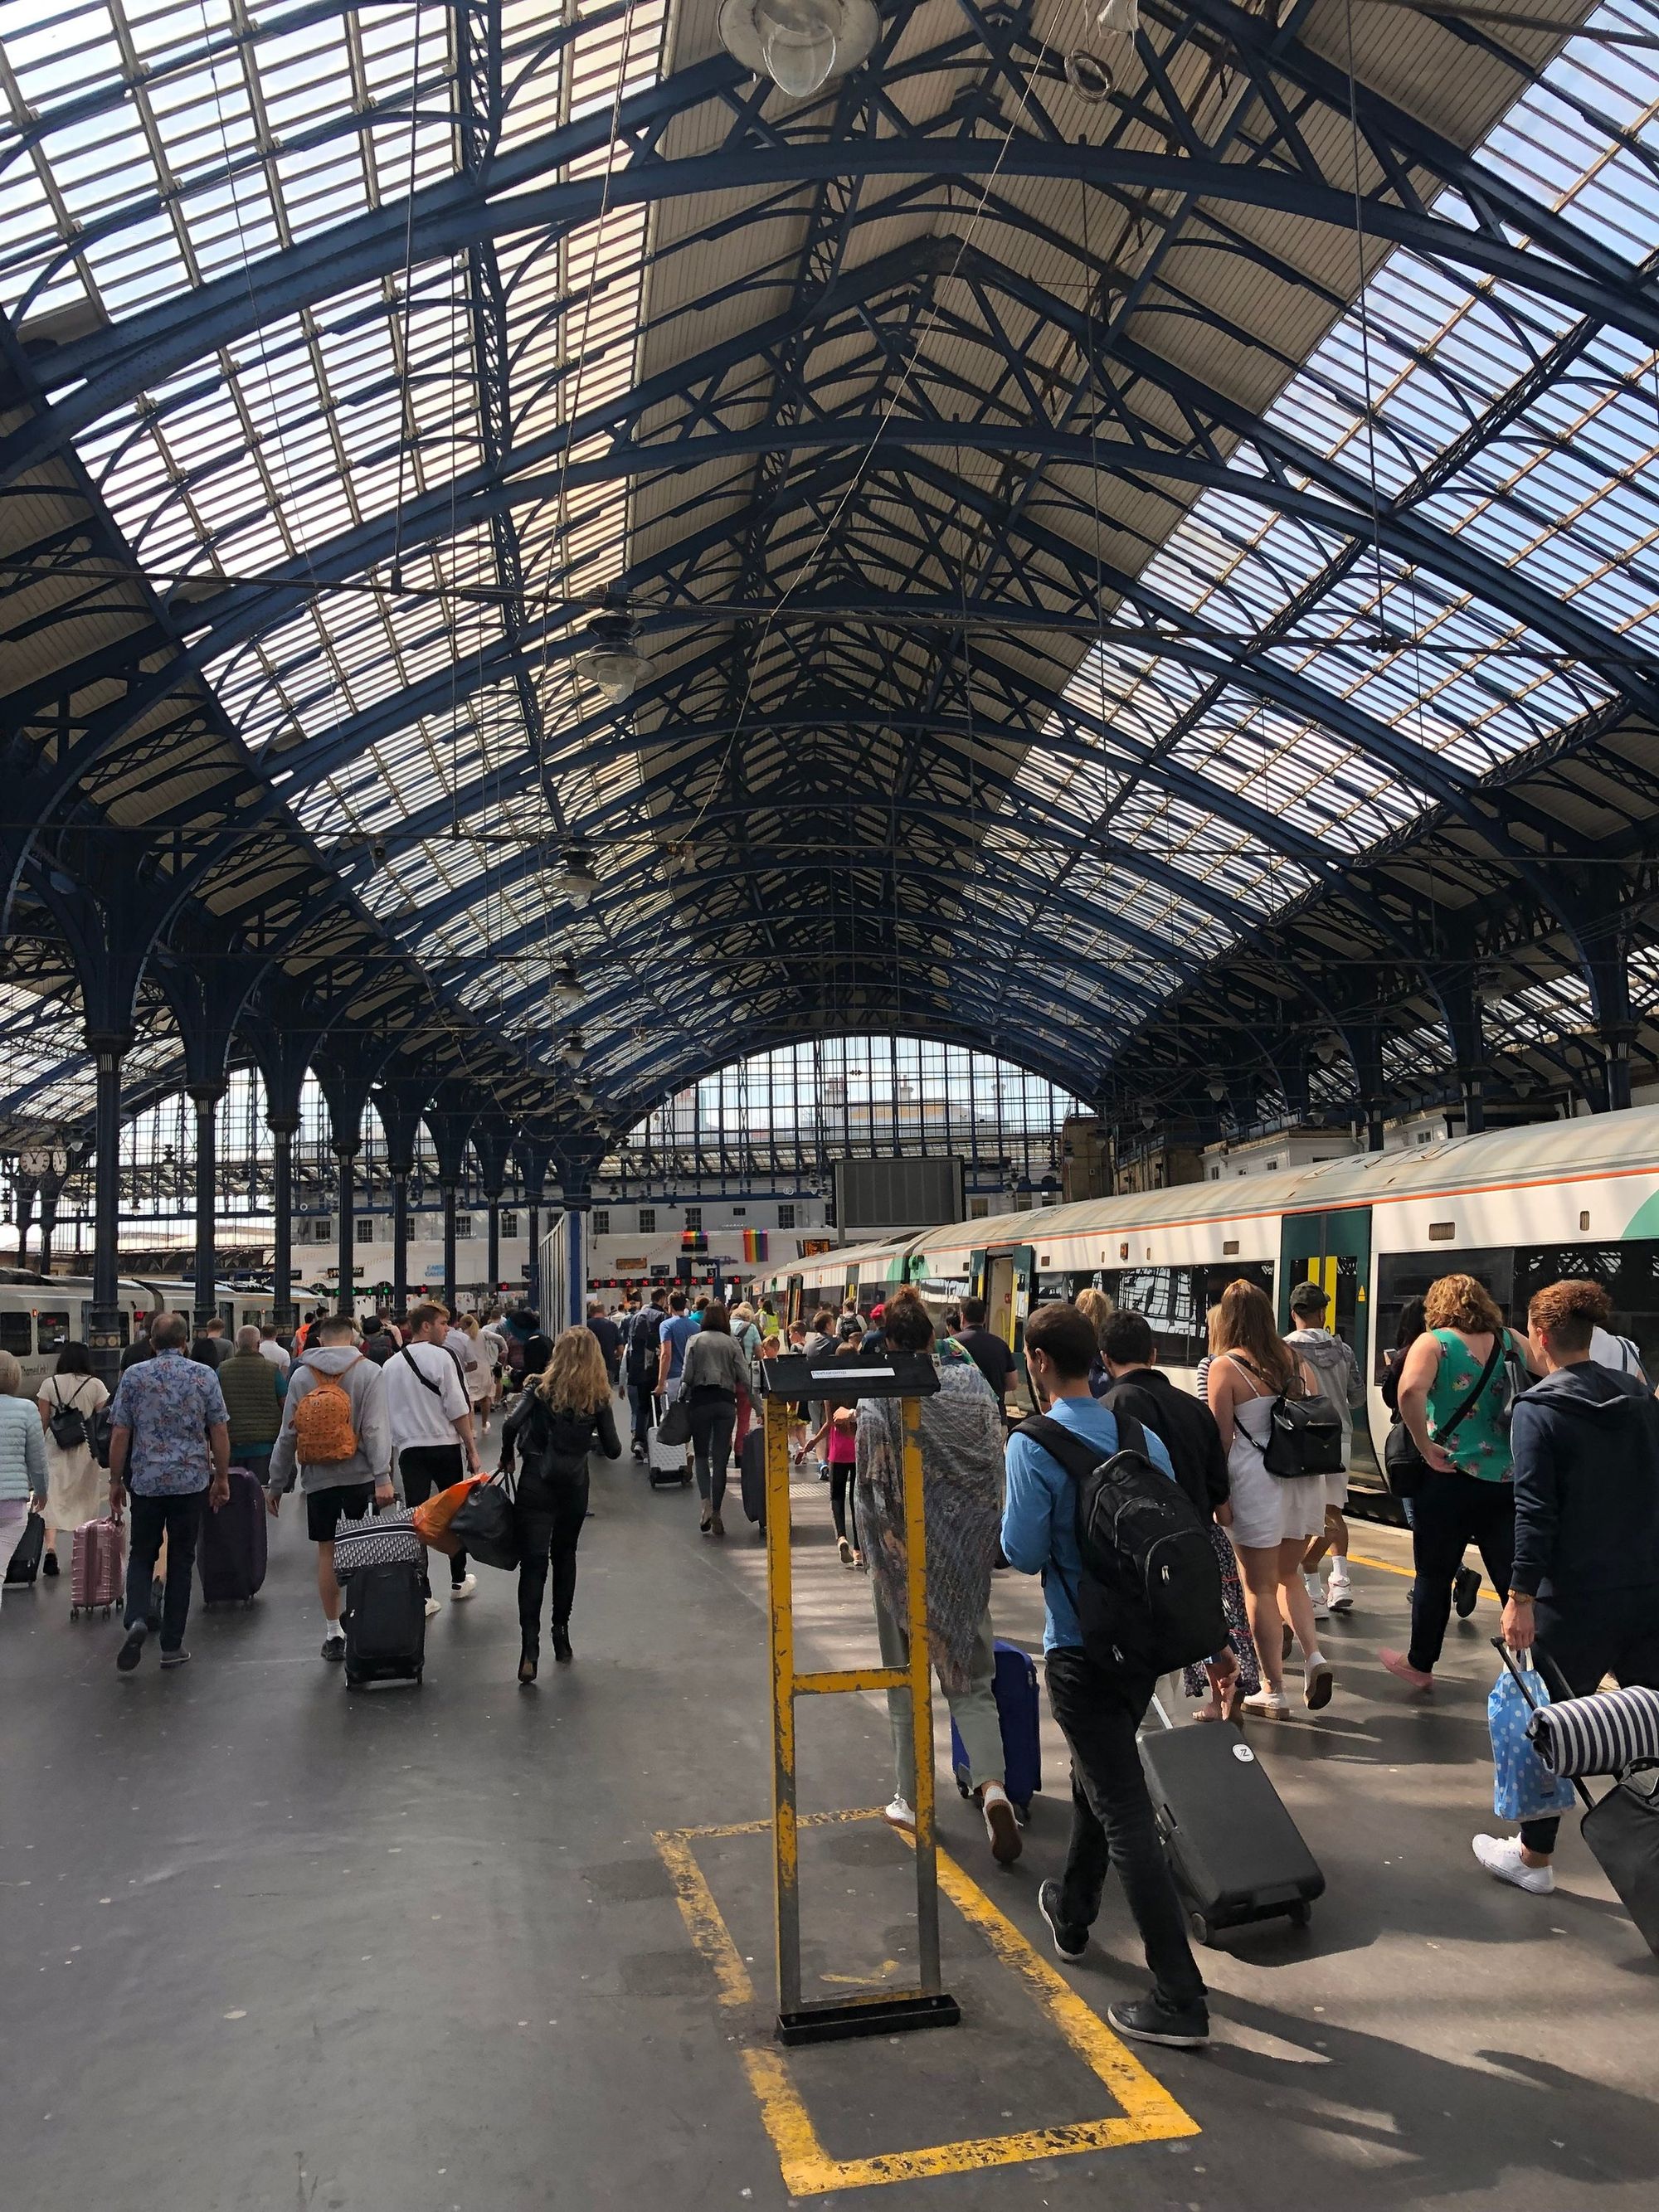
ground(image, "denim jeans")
xmin=1044 ymin=1646 xmax=1206 ymax=2014
xmin=124 ymin=1490 xmax=206 ymax=1651
xmin=688 ymin=1391 xmax=736 ymax=1509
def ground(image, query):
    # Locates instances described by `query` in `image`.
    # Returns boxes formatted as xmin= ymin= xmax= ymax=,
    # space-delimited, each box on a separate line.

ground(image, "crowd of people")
xmin=6 ymin=1261 xmax=1657 ymax=2051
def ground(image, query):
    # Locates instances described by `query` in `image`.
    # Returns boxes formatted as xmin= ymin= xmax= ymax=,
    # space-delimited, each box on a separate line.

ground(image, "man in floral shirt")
xmin=107 ymin=1310 xmax=230 ymax=1674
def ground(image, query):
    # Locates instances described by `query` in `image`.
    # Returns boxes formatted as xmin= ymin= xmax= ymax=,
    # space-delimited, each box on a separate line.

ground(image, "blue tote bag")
xmin=1490 ymin=1655 xmax=1577 ymax=1823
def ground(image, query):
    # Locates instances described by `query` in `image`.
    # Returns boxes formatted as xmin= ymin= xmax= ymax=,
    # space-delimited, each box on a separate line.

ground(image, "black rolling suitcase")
xmin=738 ymin=1427 xmax=766 ymax=1536
xmin=343 ymin=1561 xmax=426 ymax=1689
xmin=1139 ymin=1697 xmax=1323 ymax=1945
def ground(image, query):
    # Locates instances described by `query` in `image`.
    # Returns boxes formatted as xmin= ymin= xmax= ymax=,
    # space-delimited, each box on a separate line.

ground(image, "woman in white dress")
xmin=1206 ymin=1281 xmax=1333 ymax=1717
xmin=36 ymin=1342 xmax=109 ymax=1578
xmin=460 ymin=1314 xmax=494 ymax=1431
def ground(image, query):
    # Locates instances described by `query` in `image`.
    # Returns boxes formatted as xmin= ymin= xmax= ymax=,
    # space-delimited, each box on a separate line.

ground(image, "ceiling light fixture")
xmin=574 ymin=613 xmax=652 ymax=704
xmin=552 ymin=961 xmax=584 ymax=1009
xmin=559 ymin=848 xmax=599 ymax=907
xmin=559 ymin=1033 xmax=585 ymax=1068
xmin=718 ymin=0 xmax=878 ymax=97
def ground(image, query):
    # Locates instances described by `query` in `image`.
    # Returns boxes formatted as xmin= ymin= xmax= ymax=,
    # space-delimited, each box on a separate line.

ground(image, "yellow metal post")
xmin=763 ymin=1376 xmax=957 ymax=2043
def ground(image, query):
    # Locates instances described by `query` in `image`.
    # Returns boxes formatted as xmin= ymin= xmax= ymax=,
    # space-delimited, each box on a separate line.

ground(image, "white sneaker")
xmin=1326 ymin=1563 xmax=1355 ymax=1612
xmin=1472 ymin=1834 xmax=1554 ymax=1894
xmin=423 ymin=1594 xmax=442 ymax=1618
xmin=1303 ymin=1572 xmax=1330 ymax=1621
xmin=1242 ymin=1688 xmax=1289 ymax=1719
xmin=449 ymin=1573 xmax=479 ymax=1602
xmin=882 ymin=1796 xmax=917 ymax=1831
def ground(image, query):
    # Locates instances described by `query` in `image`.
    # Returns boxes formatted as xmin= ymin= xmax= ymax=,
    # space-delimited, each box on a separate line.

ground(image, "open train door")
xmin=981 ymin=1244 xmax=1037 ymax=1356
xmin=1280 ymin=1206 xmax=1378 ymax=1487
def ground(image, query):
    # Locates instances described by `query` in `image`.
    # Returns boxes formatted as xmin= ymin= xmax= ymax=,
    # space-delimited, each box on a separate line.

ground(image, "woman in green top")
xmin=1381 ymin=1274 xmax=1535 ymax=1691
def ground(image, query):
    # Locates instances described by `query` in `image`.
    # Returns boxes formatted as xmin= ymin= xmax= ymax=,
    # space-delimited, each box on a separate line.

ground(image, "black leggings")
xmin=514 ymin=1466 xmax=588 ymax=1644
xmin=830 ymin=1461 xmax=857 ymax=1547
xmin=1407 ymin=1469 xmax=1514 ymax=1674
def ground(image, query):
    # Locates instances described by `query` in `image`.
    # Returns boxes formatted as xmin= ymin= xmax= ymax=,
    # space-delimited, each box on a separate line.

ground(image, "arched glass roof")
xmin=2 ymin=0 xmax=1657 ymax=1150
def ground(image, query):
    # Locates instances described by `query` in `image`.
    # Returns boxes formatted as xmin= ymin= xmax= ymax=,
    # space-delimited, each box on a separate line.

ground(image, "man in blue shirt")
xmin=1003 ymin=1301 xmax=1214 ymax=2049
xmin=106 ymin=1310 xmax=231 ymax=1674
xmin=655 ymin=1290 xmax=700 ymax=1394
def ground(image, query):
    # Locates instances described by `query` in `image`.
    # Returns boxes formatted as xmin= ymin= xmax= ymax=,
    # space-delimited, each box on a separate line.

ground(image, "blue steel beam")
xmin=12 ymin=122 xmax=1659 ymax=493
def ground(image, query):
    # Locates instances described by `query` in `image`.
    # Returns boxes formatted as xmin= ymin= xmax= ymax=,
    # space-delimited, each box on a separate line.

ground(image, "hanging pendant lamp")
xmin=718 ymin=0 xmax=878 ymax=97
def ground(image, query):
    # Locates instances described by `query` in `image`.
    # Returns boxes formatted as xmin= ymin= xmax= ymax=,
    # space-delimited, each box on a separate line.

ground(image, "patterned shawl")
xmin=854 ymin=1339 xmax=1004 ymax=1693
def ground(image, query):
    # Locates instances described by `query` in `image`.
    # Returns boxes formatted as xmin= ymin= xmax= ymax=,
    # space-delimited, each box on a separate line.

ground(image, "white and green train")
xmin=765 ymin=1106 xmax=1659 ymax=1511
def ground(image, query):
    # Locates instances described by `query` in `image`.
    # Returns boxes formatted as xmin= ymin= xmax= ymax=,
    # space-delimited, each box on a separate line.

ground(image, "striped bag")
xmin=331 ymin=1505 xmax=426 ymax=1582
xmin=1528 ymin=1683 xmax=1659 ymax=1780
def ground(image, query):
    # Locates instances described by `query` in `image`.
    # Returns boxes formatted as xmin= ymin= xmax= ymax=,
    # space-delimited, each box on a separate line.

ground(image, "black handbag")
xmin=446 ymin=1477 xmax=520 ymax=1573
xmin=1384 ymin=1420 xmax=1430 ymax=1500
xmin=656 ymin=1389 xmax=693 ymax=1448
xmin=1262 ymin=1388 xmax=1345 ymax=1479
xmin=4 ymin=1511 xmax=45 ymax=1586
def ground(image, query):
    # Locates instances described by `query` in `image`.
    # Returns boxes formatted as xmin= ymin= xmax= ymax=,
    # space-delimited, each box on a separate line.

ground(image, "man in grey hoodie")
xmin=1285 ymin=1281 xmax=1366 ymax=1617
xmin=265 ymin=1314 xmax=392 ymax=1661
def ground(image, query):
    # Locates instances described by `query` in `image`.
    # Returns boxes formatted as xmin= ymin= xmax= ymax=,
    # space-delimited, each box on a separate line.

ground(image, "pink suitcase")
xmin=71 ymin=1515 xmax=124 ymax=1620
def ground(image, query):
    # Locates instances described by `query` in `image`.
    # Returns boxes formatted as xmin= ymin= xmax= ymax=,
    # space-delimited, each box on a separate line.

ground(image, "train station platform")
xmin=4 ymin=1418 xmax=1655 ymax=2211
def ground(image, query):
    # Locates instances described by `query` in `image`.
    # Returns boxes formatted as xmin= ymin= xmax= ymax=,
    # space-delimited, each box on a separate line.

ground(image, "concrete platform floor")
xmin=3 ymin=1407 xmax=1656 ymax=2211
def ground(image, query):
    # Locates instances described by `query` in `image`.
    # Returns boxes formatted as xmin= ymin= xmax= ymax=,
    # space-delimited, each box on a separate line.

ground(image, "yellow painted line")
xmin=654 ymin=1816 xmax=1200 ymax=2195
xmin=1350 ymin=1551 xmax=1499 ymax=1602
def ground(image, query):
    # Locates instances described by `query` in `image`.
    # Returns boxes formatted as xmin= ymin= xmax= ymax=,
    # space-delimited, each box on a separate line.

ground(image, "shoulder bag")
xmin=1387 ymin=1336 xmax=1501 ymax=1495
xmin=1224 ymin=1354 xmax=1344 ymax=1480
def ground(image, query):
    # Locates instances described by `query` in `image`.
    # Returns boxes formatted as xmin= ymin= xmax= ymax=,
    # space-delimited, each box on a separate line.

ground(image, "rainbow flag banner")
xmin=680 ymin=1228 xmax=708 ymax=1253
xmin=742 ymin=1228 xmax=769 ymax=1263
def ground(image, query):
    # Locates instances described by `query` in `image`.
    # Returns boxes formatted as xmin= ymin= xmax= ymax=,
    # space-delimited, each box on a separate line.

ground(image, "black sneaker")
xmin=322 ymin=1632 xmax=346 ymax=1663
xmin=115 ymin=1623 xmax=148 ymax=1674
xmin=1038 ymin=1879 xmax=1087 ymax=1961
xmin=1107 ymin=1994 xmax=1209 ymax=2049
xmin=159 ymin=1647 xmax=192 ymax=1670
xmin=1453 ymin=1565 xmax=1481 ymax=1619
xmin=42 ymin=1550 xmax=60 ymax=1579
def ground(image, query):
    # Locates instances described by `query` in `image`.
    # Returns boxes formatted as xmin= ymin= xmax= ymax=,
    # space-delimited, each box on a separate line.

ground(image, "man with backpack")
xmin=382 ymin=1302 xmax=483 ymax=1613
xmin=1002 ymin=1302 xmax=1220 ymax=2050
xmin=626 ymin=1288 xmax=668 ymax=1461
xmin=1284 ymin=1281 xmax=1366 ymax=1618
xmin=265 ymin=1314 xmax=393 ymax=1661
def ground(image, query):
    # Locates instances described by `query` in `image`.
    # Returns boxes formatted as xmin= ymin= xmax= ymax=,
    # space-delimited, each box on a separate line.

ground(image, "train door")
xmin=1280 ymin=1207 xmax=1376 ymax=1475
xmin=785 ymin=1273 xmax=805 ymax=1325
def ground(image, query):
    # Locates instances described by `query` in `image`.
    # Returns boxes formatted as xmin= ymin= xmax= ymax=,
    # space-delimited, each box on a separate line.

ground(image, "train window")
xmin=1092 ymin=1262 xmax=1271 ymax=1366
xmin=36 ymin=1310 xmax=71 ymax=1353
xmin=1514 ymin=1242 xmax=1659 ymax=1377
xmin=1374 ymin=1247 xmax=1515 ymax=1379
xmin=0 ymin=1313 xmax=30 ymax=1354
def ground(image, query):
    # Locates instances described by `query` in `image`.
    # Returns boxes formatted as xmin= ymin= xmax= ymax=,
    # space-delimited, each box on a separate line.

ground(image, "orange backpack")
xmin=291 ymin=1359 xmax=362 ymax=1464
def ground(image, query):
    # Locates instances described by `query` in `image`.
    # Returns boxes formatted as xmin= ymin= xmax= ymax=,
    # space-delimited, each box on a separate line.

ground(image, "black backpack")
xmin=1017 ymin=1413 xmax=1226 ymax=1676
xmin=627 ymin=1308 xmax=664 ymax=1383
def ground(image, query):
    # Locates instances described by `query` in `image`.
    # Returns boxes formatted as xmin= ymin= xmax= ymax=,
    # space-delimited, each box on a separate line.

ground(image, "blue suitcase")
xmin=954 ymin=1638 xmax=1041 ymax=1817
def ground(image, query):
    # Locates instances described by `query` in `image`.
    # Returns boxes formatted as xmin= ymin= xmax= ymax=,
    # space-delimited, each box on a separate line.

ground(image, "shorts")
xmin=307 ymin=1481 xmax=375 ymax=1543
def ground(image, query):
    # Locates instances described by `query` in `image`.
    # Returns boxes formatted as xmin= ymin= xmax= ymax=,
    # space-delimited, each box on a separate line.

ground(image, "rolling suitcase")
xmin=70 ymin=1514 xmax=124 ymax=1619
xmin=1138 ymin=1696 xmax=1323 ymax=1944
xmin=343 ymin=1560 xmax=426 ymax=1689
xmin=647 ymin=1396 xmax=691 ymax=1488
xmin=3 ymin=1511 xmax=44 ymax=1587
xmin=954 ymin=1639 xmax=1041 ymax=1817
xmin=739 ymin=1427 xmax=766 ymax=1537
xmin=197 ymin=1466 xmax=268 ymax=1607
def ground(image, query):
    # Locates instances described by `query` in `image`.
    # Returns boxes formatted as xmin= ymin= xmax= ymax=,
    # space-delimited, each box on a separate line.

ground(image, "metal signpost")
xmin=758 ymin=1350 xmax=960 ymax=2047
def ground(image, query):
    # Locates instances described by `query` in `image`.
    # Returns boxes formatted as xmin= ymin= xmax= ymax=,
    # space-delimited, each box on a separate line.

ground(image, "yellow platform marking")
xmin=1350 ymin=1551 xmax=1499 ymax=1602
xmin=654 ymin=1812 xmax=1199 ymax=2195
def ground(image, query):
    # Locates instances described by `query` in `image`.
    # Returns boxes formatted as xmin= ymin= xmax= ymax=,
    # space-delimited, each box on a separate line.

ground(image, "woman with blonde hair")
xmin=459 ymin=1311 xmax=494 ymax=1430
xmin=1381 ymin=1273 xmax=1532 ymax=1694
xmin=1206 ymin=1280 xmax=1331 ymax=1715
xmin=1075 ymin=1286 xmax=1115 ymax=1397
xmin=498 ymin=1325 xmax=620 ymax=1680
xmin=0 ymin=1347 xmax=49 ymax=1605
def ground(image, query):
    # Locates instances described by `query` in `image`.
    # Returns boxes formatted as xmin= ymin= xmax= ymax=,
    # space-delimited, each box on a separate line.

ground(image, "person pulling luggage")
xmin=498 ymin=1326 xmax=620 ymax=1680
xmin=1002 ymin=1301 xmax=1217 ymax=2049
xmin=1474 ymin=1278 xmax=1659 ymax=1896
xmin=265 ymin=1315 xmax=394 ymax=1661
